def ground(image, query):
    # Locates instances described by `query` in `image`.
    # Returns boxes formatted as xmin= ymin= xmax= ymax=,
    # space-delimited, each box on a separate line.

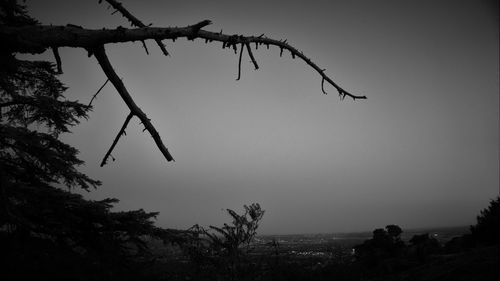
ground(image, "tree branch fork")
xmin=2 ymin=14 xmax=365 ymax=165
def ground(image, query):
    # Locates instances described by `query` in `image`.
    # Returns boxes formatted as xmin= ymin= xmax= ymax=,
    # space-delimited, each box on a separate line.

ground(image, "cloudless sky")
xmin=26 ymin=0 xmax=498 ymax=234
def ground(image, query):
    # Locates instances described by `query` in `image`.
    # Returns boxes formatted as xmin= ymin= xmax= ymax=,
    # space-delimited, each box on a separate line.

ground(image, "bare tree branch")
xmin=100 ymin=111 xmax=133 ymax=167
xmin=101 ymin=0 xmax=168 ymax=56
xmin=2 ymin=23 xmax=366 ymax=99
xmin=92 ymin=45 xmax=174 ymax=163
xmin=2 ymin=19 xmax=366 ymax=164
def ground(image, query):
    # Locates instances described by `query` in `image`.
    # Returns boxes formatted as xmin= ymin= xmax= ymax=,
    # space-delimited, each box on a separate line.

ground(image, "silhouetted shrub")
xmin=0 ymin=3 xmax=190 ymax=280
xmin=443 ymin=234 xmax=474 ymax=253
xmin=470 ymin=196 xmax=500 ymax=246
xmin=408 ymin=233 xmax=441 ymax=261
xmin=184 ymin=203 xmax=265 ymax=281
xmin=354 ymin=225 xmax=406 ymax=266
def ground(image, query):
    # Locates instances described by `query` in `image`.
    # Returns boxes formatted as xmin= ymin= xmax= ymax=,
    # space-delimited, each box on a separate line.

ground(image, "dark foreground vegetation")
xmin=138 ymin=198 xmax=498 ymax=281
xmin=1 ymin=190 xmax=499 ymax=281
xmin=1 ymin=1 xmax=498 ymax=280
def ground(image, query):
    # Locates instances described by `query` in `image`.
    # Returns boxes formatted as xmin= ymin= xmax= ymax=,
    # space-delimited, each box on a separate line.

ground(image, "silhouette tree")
xmin=408 ymin=233 xmax=441 ymax=262
xmin=470 ymin=196 xmax=500 ymax=245
xmin=0 ymin=3 xmax=190 ymax=280
xmin=185 ymin=204 xmax=265 ymax=281
xmin=354 ymin=225 xmax=406 ymax=266
xmin=386 ymin=224 xmax=403 ymax=241
xmin=1 ymin=0 xmax=365 ymax=165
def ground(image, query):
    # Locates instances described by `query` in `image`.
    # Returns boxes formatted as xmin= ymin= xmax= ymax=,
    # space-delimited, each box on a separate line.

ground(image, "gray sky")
xmin=26 ymin=0 xmax=499 ymax=234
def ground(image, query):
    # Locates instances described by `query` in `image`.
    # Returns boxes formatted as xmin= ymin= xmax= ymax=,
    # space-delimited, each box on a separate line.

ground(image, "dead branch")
xmin=2 ymin=23 xmax=366 ymax=100
xmin=100 ymin=111 xmax=133 ymax=166
xmin=92 ymin=45 xmax=174 ymax=163
xmin=2 ymin=19 xmax=366 ymax=164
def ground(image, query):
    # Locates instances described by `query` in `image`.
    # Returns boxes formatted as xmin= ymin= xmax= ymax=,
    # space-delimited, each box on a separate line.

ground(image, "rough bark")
xmin=1 ymin=19 xmax=365 ymax=164
xmin=1 ymin=23 xmax=365 ymax=100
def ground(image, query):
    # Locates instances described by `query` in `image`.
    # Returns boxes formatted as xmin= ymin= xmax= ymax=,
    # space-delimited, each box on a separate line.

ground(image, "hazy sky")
xmin=26 ymin=0 xmax=498 ymax=234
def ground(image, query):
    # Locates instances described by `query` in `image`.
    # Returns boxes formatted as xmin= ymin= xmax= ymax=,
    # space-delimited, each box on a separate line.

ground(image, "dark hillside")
xmin=374 ymin=245 xmax=499 ymax=281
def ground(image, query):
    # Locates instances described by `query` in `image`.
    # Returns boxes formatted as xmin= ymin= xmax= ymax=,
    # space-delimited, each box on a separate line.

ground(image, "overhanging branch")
xmin=2 ymin=19 xmax=367 ymax=164
xmin=2 ymin=23 xmax=366 ymax=99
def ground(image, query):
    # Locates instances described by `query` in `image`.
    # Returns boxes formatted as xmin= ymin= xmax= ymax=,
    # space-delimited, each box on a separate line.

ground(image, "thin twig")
xmin=236 ymin=43 xmax=244 ymax=81
xmin=141 ymin=40 xmax=149 ymax=55
xmin=245 ymin=42 xmax=259 ymax=70
xmin=51 ymin=47 xmax=62 ymax=74
xmin=100 ymin=112 xmax=133 ymax=167
xmin=89 ymin=78 xmax=109 ymax=106
xmin=321 ymin=78 xmax=327 ymax=95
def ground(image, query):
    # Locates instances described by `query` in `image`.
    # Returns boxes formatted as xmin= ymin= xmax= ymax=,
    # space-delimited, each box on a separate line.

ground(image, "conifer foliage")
xmin=185 ymin=204 xmax=265 ymax=281
xmin=470 ymin=196 xmax=500 ymax=245
xmin=0 ymin=2 xmax=172 ymax=280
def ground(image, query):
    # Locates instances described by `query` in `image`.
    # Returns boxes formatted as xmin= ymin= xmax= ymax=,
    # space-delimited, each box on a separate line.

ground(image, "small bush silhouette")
xmin=184 ymin=203 xmax=264 ymax=281
xmin=470 ymin=196 xmax=500 ymax=245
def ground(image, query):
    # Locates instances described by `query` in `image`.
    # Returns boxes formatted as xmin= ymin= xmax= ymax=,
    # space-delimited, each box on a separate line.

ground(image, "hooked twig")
xmin=321 ymin=78 xmax=327 ymax=95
